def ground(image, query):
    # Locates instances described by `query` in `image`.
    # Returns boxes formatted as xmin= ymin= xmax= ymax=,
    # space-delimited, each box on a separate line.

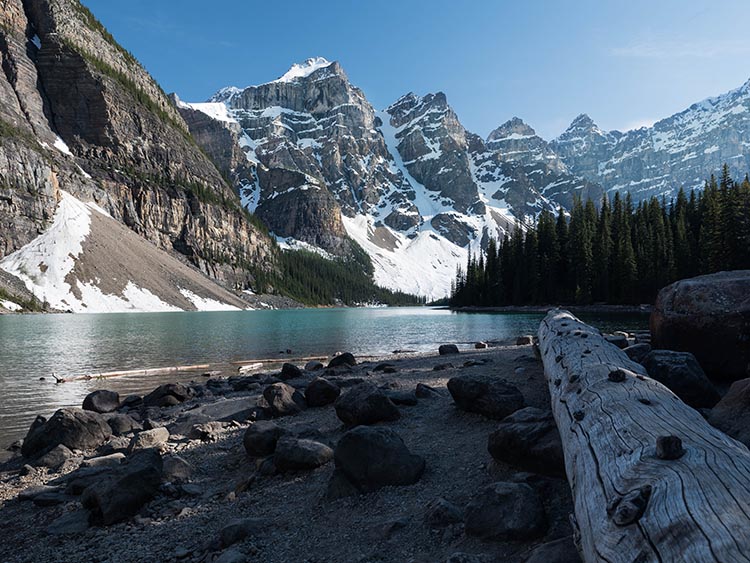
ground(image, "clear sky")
xmin=83 ymin=0 xmax=750 ymax=140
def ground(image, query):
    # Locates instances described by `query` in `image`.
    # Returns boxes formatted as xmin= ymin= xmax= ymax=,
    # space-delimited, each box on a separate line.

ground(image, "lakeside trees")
xmin=451 ymin=165 xmax=750 ymax=306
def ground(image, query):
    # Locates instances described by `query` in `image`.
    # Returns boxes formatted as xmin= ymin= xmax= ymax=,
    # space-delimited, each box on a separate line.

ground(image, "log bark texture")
xmin=538 ymin=309 xmax=750 ymax=563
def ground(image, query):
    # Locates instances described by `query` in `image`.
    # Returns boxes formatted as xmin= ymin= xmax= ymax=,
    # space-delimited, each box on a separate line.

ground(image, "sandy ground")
xmin=0 ymin=344 xmax=575 ymax=563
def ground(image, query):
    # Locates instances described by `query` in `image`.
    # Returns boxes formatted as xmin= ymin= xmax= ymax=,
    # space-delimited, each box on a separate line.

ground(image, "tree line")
xmin=451 ymin=165 xmax=750 ymax=307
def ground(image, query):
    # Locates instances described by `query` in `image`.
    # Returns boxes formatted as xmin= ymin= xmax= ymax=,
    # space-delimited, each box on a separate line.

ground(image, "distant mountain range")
xmin=1 ymin=1 xmax=750 ymax=310
xmin=178 ymin=57 xmax=750 ymax=298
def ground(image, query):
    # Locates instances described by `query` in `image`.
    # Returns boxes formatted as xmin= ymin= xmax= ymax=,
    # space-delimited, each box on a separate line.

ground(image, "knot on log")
xmin=573 ymin=410 xmax=585 ymax=421
xmin=637 ymin=398 xmax=652 ymax=405
xmin=608 ymin=485 xmax=652 ymax=526
xmin=608 ymin=369 xmax=627 ymax=383
xmin=656 ymin=435 xmax=685 ymax=460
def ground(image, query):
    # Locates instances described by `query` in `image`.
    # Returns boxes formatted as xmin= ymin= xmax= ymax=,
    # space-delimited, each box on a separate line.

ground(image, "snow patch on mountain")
xmin=179 ymin=288 xmax=241 ymax=311
xmin=276 ymin=57 xmax=333 ymax=83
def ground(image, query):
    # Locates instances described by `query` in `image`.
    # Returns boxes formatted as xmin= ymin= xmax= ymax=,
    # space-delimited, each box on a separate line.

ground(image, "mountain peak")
xmin=487 ymin=117 xmax=537 ymax=142
xmin=569 ymin=113 xmax=597 ymax=130
xmin=276 ymin=57 xmax=334 ymax=83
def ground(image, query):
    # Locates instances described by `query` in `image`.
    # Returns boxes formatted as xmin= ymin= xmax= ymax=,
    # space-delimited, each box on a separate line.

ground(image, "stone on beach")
xmin=262 ymin=382 xmax=305 ymax=417
xmin=334 ymin=383 xmax=400 ymax=426
xmin=82 ymin=390 xmax=120 ymax=414
xmin=304 ymin=377 xmax=341 ymax=407
xmin=439 ymin=344 xmax=460 ymax=355
xmin=328 ymin=352 xmax=357 ymax=368
xmin=21 ymin=408 xmax=112 ymax=458
xmin=143 ymin=383 xmax=193 ymax=408
xmin=642 ymin=350 xmax=720 ymax=408
xmin=273 ymin=437 xmax=333 ymax=472
xmin=447 ymin=375 xmax=525 ymax=420
xmin=464 ymin=481 xmax=546 ymax=541
xmin=243 ymin=421 xmax=286 ymax=457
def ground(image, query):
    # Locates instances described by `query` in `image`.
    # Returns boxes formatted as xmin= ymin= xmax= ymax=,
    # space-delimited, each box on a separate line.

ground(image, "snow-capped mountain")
xmin=549 ymin=80 xmax=750 ymax=198
xmin=177 ymin=58 xmax=600 ymax=299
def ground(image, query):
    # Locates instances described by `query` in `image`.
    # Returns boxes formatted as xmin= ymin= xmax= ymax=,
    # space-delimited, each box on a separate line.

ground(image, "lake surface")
xmin=0 ymin=307 xmax=648 ymax=448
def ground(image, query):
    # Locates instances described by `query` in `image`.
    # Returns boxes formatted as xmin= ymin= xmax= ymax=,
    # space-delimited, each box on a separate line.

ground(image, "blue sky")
xmin=84 ymin=0 xmax=750 ymax=140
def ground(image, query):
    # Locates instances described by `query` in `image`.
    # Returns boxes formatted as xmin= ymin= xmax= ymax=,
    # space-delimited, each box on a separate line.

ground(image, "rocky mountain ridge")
xmin=179 ymin=58 xmax=602 ymax=299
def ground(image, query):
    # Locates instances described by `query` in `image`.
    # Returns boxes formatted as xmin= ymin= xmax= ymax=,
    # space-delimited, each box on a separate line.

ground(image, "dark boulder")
xmin=642 ymin=350 xmax=720 ymax=408
xmin=280 ymin=363 xmax=304 ymax=380
xmin=525 ymin=536 xmax=582 ymax=563
xmin=447 ymin=375 xmax=525 ymax=419
xmin=81 ymin=448 xmax=163 ymax=526
xmin=334 ymin=383 xmax=400 ymax=426
xmin=273 ymin=437 xmax=333 ymax=471
xmin=305 ymin=377 xmax=341 ymax=407
xmin=487 ymin=407 xmax=564 ymax=476
xmin=439 ymin=344 xmax=460 ymax=355
xmin=305 ymin=360 xmax=324 ymax=371
xmin=708 ymin=378 xmax=750 ymax=447
xmin=623 ymin=343 xmax=652 ymax=364
xmin=143 ymin=383 xmax=192 ymax=408
xmin=464 ymin=482 xmax=546 ymax=541
xmin=424 ymin=498 xmax=463 ymax=528
xmin=128 ymin=427 xmax=170 ymax=452
xmin=243 ymin=421 xmax=286 ymax=457
xmin=331 ymin=426 xmax=425 ymax=494
xmin=385 ymin=390 xmax=418 ymax=406
xmin=651 ymin=271 xmax=750 ymax=380
xmin=35 ymin=444 xmax=75 ymax=469
xmin=328 ymin=353 xmax=357 ymax=368
xmin=22 ymin=408 xmax=112 ymax=458
xmin=262 ymin=382 xmax=304 ymax=417
xmin=516 ymin=335 xmax=533 ymax=346
xmin=105 ymin=414 xmax=142 ymax=436
xmin=82 ymin=390 xmax=120 ymax=414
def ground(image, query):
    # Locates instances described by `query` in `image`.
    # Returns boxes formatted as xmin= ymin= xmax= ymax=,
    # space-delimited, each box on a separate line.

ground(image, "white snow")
xmin=181 ymin=102 xmax=237 ymax=123
xmin=0 ymin=191 xmax=183 ymax=313
xmin=0 ymin=299 xmax=22 ymax=311
xmin=53 ymin=136 xmax=73 ymax=156
xmin=179 ymin=288 xmax=242 ymax=311
xmin=31 ymin=34 xmax=41 ymax=49
xmin=274 ymin=235 xmax=334 ymax=259
xmin=276 ymin=57 xmax=332 ymax=83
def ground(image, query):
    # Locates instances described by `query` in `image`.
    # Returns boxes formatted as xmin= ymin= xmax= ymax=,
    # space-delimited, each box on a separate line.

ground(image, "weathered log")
xmin=538 ymin=309 xmax=750 ymax=563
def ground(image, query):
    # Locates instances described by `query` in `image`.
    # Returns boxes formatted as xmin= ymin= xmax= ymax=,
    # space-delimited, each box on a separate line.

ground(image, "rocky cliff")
xmin=0 ymin=0 xmax=276 ymax=312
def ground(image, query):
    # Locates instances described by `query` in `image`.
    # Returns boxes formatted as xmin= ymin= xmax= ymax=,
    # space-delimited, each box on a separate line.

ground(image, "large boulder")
xmin=464 ymin=482 xmax=546 ymax=541
xmin=623 ymin=343 xmax=652 ymax=364
xmin=331 ymin=426 xmax=425 ymax=494
xmin=280 ymin=363 xmax=304 ymax=380
xmin=128 ymin=427 xmax=170 ymax=452
xmin=334 ymin=383 xmax=400 ymax=426
xmin=487 ymin=407 xmax=564 ymax=476
xmin=22 ymin=408 xmax=112 ymax=458
xmin=263 ymin=382 xmax=304 ymax=417
xmin=243 ymin=421 xmax=286 ymax=456
xmin=651 ymin=271 xmax=750 ymax=380
xmin=447 ymin=375 xmax=525 ymax=420
xmin=143 ymin=383 xmax=193 ymax=408
xmin=439 ymin=344 xmax=460 ymax=355
xmin=81 ymin=449 xmax=163 ymax=526
xmin=82 ymin=390 xmax=120 ymax=414
xmin=525 ymin=536 xmax=582 ymax=563
xmin=328 ymin=353 xmax=357 ymax=368
xmin=708 ymin=378 xmax=750 ymax=446
xmin=274 ymin=437 xmax=333 ymax=472
xmin=105 ymin=414 xmax=142 ymax=436
xmin=642 ymin=350 xmax=720 ymax=408
xmin=305 ymin=377 xmax=341 ymax=407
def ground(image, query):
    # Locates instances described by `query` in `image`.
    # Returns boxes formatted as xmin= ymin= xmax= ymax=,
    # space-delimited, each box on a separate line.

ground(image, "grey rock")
xmin=22 ymin=408 xmax=112 ymax=458
xmin=128 ymin=427 xmax=170 ymax=452
xmin=708 ymin=378 xmax=750 ymax=446
xmin=642 ymin=350 xmax=720 ymax=408
xmin=105 ymin=413 xmax=143 ymax=436
xmin=189 ymin=421 xmax=225 ymax=442
xmin=487 ymin=407 xmax=564 ymax=477
xmin=624 ymin=343 xmax=652 ymax=364
xmin=243 ymin=421 xmax=286 ymax=457
xmin=516 ymin=335 xmax=534 ymax=345
xmin=464 ymin=482 xmax=546 ymax=541
xmin=82 ymin=390 xmax=120 ymax=414
xmin=305 ymin=361 xmax=324 ymax=371
xmin=274 ymin=437 xmax=333 ymax=472
xmin=332 ymin=426 xmax=425 ymax=493
xmin=604 ymin=334 xmax=629 ymax=349
xmin=334 ymin=383 xmax=400 ymax=426
xmin=220 ymin=518 xmax=264 ymax=548
xmin=439 ymin=344 xmax=460 ymax=355
xmin=215 ymin=549 xmax=247 ymax=563
xmin=447 ymin=375 xmax=525 ymax=419
xmin=424 ymin=498 xmax=463 ymax=528
xmin=81 ymin=449 xmax=163 ymax=525
xmin=143 ymin=383 xmax=193 ymax=408
xmin=46 ymin=510 xmax=91 ymax=535
xmin=385 ymin=390 xmax=418 ymax=406
xmin=82 ymin=453 xmax=125 ymax=468
xmin=305 ymin=377 xmax=341 ymax=407
xmin=163 ymin=455 xmax=193 ymax=483
xmin=328 ymin=352 xmax=357 ymax=368
xmin=651 ymin=271 xmax=750 ymax=380
xmin=524 ymin=536 xmax=582 ymax=563
xmin=280 ymin=362 xmax=304 ymax=380
xmin=35 ymin=444 xmax=75 ymax=469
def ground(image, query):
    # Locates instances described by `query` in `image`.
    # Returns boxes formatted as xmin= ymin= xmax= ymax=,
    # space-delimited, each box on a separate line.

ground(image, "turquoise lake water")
xmin=0 ymin=307 xmax=648 ymax=447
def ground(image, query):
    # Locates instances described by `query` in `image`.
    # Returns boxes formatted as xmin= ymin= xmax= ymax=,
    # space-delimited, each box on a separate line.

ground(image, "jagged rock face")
xmin=487 ymin=117 xmax=567 ymax=175
xmin=552 ymin=83 xmax=750 ymax=199
xmin=179 ymin=59 xmax=602 ymax=298
xmin=0 ymin=0 xmax=274 ymax=295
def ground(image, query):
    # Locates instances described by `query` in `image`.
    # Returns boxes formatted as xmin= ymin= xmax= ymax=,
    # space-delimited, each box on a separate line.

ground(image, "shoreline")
xmin=449 ymin=303 xmax=652 ymax=315
xmin=0 ymin=341 xmax=580 ymax=563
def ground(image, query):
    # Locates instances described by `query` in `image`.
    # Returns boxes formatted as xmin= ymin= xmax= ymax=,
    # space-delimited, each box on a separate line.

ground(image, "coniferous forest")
xmin=450 ymin=165 xmax=750 ymax=307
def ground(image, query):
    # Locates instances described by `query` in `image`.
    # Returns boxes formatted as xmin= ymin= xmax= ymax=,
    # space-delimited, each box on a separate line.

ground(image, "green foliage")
xmin=71 ymin=0 xmax=138 ymax=66
xmin=256 ymin=248 xmax=424 ymax=307
xmin=451 ymin=166 xmax=750 ymax=307
xmin=0 ymin=117 xmax=35 ymax=144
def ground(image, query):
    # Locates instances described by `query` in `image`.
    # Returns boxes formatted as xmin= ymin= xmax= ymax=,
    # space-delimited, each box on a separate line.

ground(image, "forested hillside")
xmin=451 ymin=165 xmax=750 ymax=306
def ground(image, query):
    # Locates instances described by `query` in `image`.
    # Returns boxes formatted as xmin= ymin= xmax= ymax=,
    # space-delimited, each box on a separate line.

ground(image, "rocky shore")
xmin=0 ymin=341 xmax=580 ymax=563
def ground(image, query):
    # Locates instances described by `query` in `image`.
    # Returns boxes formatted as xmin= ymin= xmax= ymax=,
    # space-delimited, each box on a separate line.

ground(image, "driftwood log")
xmin=538 ymin=309 xmax=750 ymax=562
